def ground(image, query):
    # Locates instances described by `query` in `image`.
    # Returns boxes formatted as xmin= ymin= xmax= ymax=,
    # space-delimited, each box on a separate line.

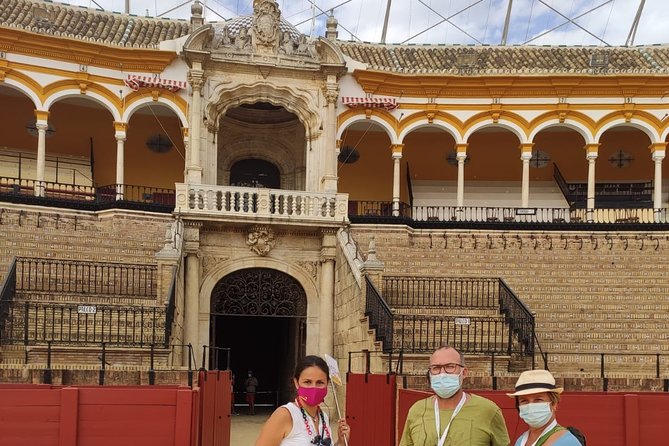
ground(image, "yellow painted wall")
xmin=126 ymin=112 xmax=184 ymax=189
xmin=338 ymin=126 xmax=661 ymax=202
xmin=338 ymin=130 xmax=393 ymax=201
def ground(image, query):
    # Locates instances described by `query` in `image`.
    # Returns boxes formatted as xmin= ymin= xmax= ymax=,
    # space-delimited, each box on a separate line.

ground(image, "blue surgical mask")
xmin=430 ymin=373 xmax=461 ymax=399
xmin=519 ymin=402 xmax=553 ymax=428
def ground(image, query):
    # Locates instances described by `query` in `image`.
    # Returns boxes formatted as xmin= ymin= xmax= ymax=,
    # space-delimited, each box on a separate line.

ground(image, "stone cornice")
xmin=0 ymin=27 xmax=177 ymax=72
xmin=353 ymin=70 xmax=669 ymax=98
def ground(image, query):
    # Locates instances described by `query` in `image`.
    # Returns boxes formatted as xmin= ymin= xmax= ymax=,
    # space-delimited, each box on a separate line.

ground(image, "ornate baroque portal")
xmin=211 ymin=268 xmax=307 ymax=317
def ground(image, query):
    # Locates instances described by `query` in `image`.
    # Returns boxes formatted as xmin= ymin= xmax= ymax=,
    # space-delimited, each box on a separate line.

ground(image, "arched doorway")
xmin=230 ymin=158 xmax=281 ymax=188
xmin=210 ymin=267 xmax=307 ymax=411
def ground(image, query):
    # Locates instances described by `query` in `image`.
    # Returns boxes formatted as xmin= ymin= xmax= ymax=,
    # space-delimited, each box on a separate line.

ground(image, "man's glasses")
xmin=428 ymin=363 xmax=464 ymax=375
xmin=311 ymin=435 xmax=332 ymax=446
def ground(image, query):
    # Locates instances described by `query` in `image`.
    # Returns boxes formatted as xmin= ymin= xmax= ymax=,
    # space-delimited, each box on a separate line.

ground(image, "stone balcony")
xmin=174 ymin=183 xmax=349 ymax=227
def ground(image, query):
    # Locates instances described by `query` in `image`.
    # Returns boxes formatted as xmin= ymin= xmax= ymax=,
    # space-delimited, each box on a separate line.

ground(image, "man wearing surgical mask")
xmin=399 ymin=346 xmax=510 ymax=446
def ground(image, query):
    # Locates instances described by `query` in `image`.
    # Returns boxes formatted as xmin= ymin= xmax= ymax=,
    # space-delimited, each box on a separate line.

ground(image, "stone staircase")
xmin=0 ymin=204 xmax=177 ymax=373
xmin=351 ymin=226 xmax=669 ymax=378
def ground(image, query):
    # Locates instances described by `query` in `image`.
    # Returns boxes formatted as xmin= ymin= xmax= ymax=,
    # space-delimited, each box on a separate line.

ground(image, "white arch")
xmin=44 ymin=90 xmax=121 ymax=121
xmin=336 ymin=115 xmax=398 ymax=144
xmin=398 ymin=120 xmax=463 ymax=144
xmin=463 ymin=119 xmax=526 ymax=143
xmin=661 ymin=127 xmax=669 ymax=142
xmin=595 ymin=119 xmax=659 ymax=143
xmin=529 ymin=119 xmax=594 ymax=144
xmin=0 ymin=80 xmax=42 ymax=109
xmin=122 ymin=97 xmax=188 ymax=127
xmin=200 ymin=257 xmax=320 ymax=321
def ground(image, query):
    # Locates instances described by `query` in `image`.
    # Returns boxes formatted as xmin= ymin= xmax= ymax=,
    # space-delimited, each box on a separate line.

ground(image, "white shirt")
xmin=280 ymin=402 xmax=333 ymax=446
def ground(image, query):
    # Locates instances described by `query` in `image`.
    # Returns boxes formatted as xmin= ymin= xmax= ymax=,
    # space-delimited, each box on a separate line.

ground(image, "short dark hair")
xmin=294 ymin=355 xmax=330 ymax=382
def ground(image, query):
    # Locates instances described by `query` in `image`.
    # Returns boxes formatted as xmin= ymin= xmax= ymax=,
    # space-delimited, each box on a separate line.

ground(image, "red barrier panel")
xmin=199 ymin=370 xmax=232 ymax=446
xmin=398 ymin=389 xmax=669 ymax=446
xmin=0 ymin=384 xmax=197 ymax=446
xmin=346 ymin=373 xmax=396 ymax=446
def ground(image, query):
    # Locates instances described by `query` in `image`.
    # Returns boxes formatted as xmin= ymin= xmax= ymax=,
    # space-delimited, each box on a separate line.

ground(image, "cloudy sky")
xmin=53 ymin=0 xmax=669 ymax=46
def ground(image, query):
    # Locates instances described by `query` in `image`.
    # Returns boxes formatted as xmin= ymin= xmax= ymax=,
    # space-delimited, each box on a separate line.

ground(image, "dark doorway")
xmin=210 ymin=268 xmax=307 ymax=410
xmin=230 ymin=159 xmax=281 ymax=188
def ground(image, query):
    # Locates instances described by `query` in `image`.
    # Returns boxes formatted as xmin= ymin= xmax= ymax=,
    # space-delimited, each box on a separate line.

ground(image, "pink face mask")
xmin=297 ymin=386 xmax=328 ymax=406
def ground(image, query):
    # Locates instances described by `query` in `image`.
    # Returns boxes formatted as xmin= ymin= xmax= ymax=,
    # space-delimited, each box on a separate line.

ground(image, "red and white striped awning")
xmin=341 ymin=96 xmax=398 ymax=110
xmin=124 ymin=75 xmax=187 ymax=92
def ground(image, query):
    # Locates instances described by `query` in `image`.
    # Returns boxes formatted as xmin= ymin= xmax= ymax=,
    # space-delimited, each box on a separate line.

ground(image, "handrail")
xmin=552 ymin=163 xmax=571 ymax=205
xmin=498 ymin=279 xmax=535 ymax=355
xmin=164 ymin=265 xmax=178 ymax=348
xmin=364 ymin=276 xmax=394 ymax=354
xmin=0 ymin=257 xmax=17 ymax=344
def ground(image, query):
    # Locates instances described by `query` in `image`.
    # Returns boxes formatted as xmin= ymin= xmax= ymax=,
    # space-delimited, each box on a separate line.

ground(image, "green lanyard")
xmin=535 ymin=425 xmax=565 ymax=446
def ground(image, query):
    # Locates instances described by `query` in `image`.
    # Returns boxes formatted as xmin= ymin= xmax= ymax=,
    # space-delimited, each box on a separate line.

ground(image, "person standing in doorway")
xmin=399 ymin=345 xmax=510 ymax=446
xmin=245 ymin=370 xmax=259 ymax=415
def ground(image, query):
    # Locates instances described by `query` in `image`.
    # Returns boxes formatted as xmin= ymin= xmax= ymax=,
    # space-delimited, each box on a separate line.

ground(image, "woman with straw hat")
xmin=507 ymin=370 xmax=583 ymax=446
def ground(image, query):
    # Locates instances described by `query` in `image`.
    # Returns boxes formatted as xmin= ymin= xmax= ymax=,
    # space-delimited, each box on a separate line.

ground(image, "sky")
xmin=51 ymin=0 xmax=669 ymax=46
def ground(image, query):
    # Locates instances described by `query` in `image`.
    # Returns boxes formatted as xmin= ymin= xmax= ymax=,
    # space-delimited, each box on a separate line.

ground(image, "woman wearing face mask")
xmin=507 ymin=370 xmax=582 ymax=446
xmin=255 ymin=355 xmax=351 ymax=446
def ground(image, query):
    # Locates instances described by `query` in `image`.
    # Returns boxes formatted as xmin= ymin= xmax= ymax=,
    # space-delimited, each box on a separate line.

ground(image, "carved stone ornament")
xmin=201 ymin=255 xmax=229 ymax=274
xmin=296 ymin=260 xmax=318 ymax=279
xmin=253 ymin=0 xmax=281 ymax=49
xmin=246 ymin=226 xmax=276 ymax=256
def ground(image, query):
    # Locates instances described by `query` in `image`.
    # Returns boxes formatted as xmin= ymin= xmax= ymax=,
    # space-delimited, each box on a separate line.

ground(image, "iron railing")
xmin=383 ymin=276 xmax=499 ymax=308
xmin=15 ymin=257 xmax=156 ymax=297
xmin=394 ymin=315 xmax=514 ymax=354
xmin=164 ymin=265 xmax=178 ymax=348
xmin=0 ymin=177 xmax=175 ymax=213
xmin=0 ymin=258 xmax=17 ymax=344
xmin=365 ymin=276 xmax=394 ymax=353
xmin=351 ymin=202 xmax=668 ymax=225
xmin=96 ymin=183 xmax=175 ymax=207
xmin=377 ymin=276 xmax=537 ymax=356
xmin=1 ymin=301 xmax=166 ymax=346
xmin=499 ymin=279 xmax=534 ymax=355
xmin=348 ymin=200 xmax=411 ymax=218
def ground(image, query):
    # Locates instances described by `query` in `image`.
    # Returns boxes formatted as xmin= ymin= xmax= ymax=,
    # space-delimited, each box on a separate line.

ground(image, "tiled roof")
xmin=0 ymin=0 xmax=191 ymax=48
xmin=336 ymin=41 xmax=669 ymax=75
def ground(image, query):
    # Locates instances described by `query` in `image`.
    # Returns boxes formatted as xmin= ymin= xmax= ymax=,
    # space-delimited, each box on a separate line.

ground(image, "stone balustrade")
xmin=175 ymin=183 xmax=348 ymax=224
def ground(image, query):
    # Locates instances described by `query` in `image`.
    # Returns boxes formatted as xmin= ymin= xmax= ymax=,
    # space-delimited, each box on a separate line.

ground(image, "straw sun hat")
xmin=506 ymin=369 xmax=564 ymax=397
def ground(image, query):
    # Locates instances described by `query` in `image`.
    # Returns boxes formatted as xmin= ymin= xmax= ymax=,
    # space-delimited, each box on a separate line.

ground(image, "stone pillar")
xmin=183 ymin=223 xmax=201 ymax=367
xmin=205 ymin=122 xmax=218 ymax=185
xmin=584 ymin=143 xmax=600 ymax=222
xmin=650 ymin=142 xmax=667 ymax=220
xmin=391 ymin=144 xmax=404 ymax=216
xmin=319 ymin=229 xmax=337 ymax=357
xmin=322 ymin=82 xmax=339 ymax=193
xmin=519 ymin=143 xmax=534 ymax=208
xmin=455 ymin=143 xmax=468 ymax=209
xmin=186 ymin=68 xmax=205 ymax=184
xmin=34 ymin=110 xmax=49 ymax=197
xmin=114 ymin=122 xmax=128 ymax=200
